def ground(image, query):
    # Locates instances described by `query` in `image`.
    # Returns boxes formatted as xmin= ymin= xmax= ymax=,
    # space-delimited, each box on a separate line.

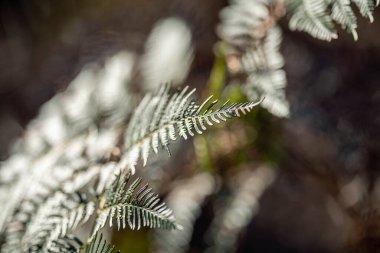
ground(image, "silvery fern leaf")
xmin=206 ymin=167 xmax=276 ymax=253
xmin=45 ymin=235 xmax=82 ymax=253
xmin=330 ymin=0 xmax=358 ymax=40
xmin=154 ymin=173 xmax=215 ymax=253
xmin=217 ymin=0 xmax=275 ymax=49
xmin=287 ymin=0 xmax=379 ymax=41
xmin=2 ymin=190 xmax=95 ymax=253
xmin=47 ymin=233 xmax=119 ymax=253
xmin=0 ymin=54 xmax=135 ymax=234
xmin=141 ymin=17 xmax=193 ymax=90
xmin=218 ymin=0 xmax=289 ymax=117
xmin=352 ymin=0 xmax=379 ymax=22
xmin=243 ymin=27 xmax=289 ymax=117
xmin=121 ymin=85 xmax=261 ymax=173
xmin=29 ymin=196 xmax=95 ymax=253
xmin=91 ymin=173 xmax=179 ymax=238
xmin=84 ymin=233 xmax=120 ymax=253
xmin=288 ymin=0 xmax=338 ymax=41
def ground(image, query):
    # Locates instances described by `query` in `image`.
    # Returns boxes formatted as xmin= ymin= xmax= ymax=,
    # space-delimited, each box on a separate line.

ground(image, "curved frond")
xmin=154 ymin=173 xmax=215 ymax=253
xmin=287 ymin=0 xmax=379 ymax=41
xmin=121 ymin=85 xmax=261 ymax=173
xmin=331 ymin=0 xmax=358 ymax=40
xmin=206 ymin=167 xmax=277 ymax=253
xmin=288 ymin=0 xmax=337 ymax=41
xmin=92 ymin=173 xmax=180 ymax=237
xmin=353 ymin=0 xmax=378 ymax=22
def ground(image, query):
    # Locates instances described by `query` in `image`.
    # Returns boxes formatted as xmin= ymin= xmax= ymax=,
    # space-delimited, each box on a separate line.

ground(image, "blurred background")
xmin=0 ymin=0 xmax=380 ymax=252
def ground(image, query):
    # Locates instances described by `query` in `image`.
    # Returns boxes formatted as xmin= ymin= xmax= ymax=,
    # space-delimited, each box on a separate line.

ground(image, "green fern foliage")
xmin=288 ymin=0 xmax=379 ymax=41
xmin=92 ymin=173 xmax=179 ymax=237
xmin=121 ymin=85 xmax=261 ymax=173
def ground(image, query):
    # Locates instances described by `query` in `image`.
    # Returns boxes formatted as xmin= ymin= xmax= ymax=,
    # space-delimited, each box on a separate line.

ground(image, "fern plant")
xmin=121 ymin=84 xmax=262 ymax=173
xmin=91 ymin=172 xmax=178 ymax=237
xmin=0 ymin=67 xmax=260 ymax=253
xmin=0 ymin=1 xmax=378 ymax=252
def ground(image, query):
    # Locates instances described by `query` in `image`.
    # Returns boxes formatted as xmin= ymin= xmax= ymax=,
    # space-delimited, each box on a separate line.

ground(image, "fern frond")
xmin=330 ymin=0 xmax=358 ymax=40
xmin=141 ymin=17 xmax=194 ymax=90
xmin=287 ymin=0 xmax=379 ymax=41
xmin=217 ymin=0 xmax=289 ymax=117
xmin=243 ymin=27 xmax=289 ymax=117
xmin=154 ymin=173 xmax=215 ymax=253
xmin=288 ymin=0 xmax=337 ymax=41
xmin=0 ymin=54 xmax=135 ymax=234
xmin=56 ymin=197 xmax=96 ymax=239
xmin=85 ymin=233 xmax=120 ymax=253
xmin=46 ymin=235 xmax=82 ymax=253
xmin=206 ymin=167 xmax=277 ymax=253
xmin=15 ymin=191 xmax=95 ymax=252
xmin=46 ymin=233 xmax=119 ymax=253
xmin=92 ymin=173 xmax=179 ymax=237
xmin=217 ymin=0 xmax=274 ymax=49
xmin=121 ymin=85 xmax=261 ymax=173
xmin=353 ymin=0 xmax=378 ymax=22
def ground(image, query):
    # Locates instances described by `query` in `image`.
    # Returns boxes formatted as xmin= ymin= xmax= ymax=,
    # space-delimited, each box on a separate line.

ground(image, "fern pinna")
xmin=121 ymin=85 xmax=262 ymax=173
xmin=0 ymin=83 xmax=260 ymax=253
xmin=92 ymin=172 xmax=179 ymax=237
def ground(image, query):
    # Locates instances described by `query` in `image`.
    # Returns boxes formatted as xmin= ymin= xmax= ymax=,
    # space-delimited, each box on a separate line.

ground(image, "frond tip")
xmin=92 ymin=173 xmax=180 ymax=237
xmin=122 ymin=85 xmax=262 ymax=172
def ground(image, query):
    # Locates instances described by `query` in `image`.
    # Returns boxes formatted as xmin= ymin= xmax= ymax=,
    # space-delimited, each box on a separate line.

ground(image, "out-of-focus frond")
xmin=141 ymin=17 xmax=194 ymax=90
xmin=243 ymin=27 xmax=289 ymax=117
xmin=218 ymin=0 xmax=289 ymax=117
xmin=217 ymin=0 xmax=283 ymax=49
xmin=45 ymin=235 xmax=82 ymax=253
xmin=352 ymin=0 xmax=379 ymax=22
xmin=154 ymin=173 xmax=216 ymax=253
xmin=92 ymin=173 xmax=179 ymax=237
xmin=0 ymin=52 xmax=135 ymax=234
xmin=121 ymin=85 xmax=262 ymax=173
xmin=288 ymin=0 xmax=337 ymax=41
xmin=287 ymin=0 xmax=379 ymax=41
xmin=206 ymin=166 xmax=276 ymax=253
xmin=4 ymin=190 xmax=95 ymax=253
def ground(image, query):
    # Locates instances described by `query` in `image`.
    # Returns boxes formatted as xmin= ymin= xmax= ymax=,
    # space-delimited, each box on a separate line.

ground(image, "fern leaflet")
xmin=85 ymin=233 xmax=120 ymax=253
xmin=92 ymin=173 xmax=179 ymax=237
xmin=121 ymin=85 xmax=261 ymax=173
